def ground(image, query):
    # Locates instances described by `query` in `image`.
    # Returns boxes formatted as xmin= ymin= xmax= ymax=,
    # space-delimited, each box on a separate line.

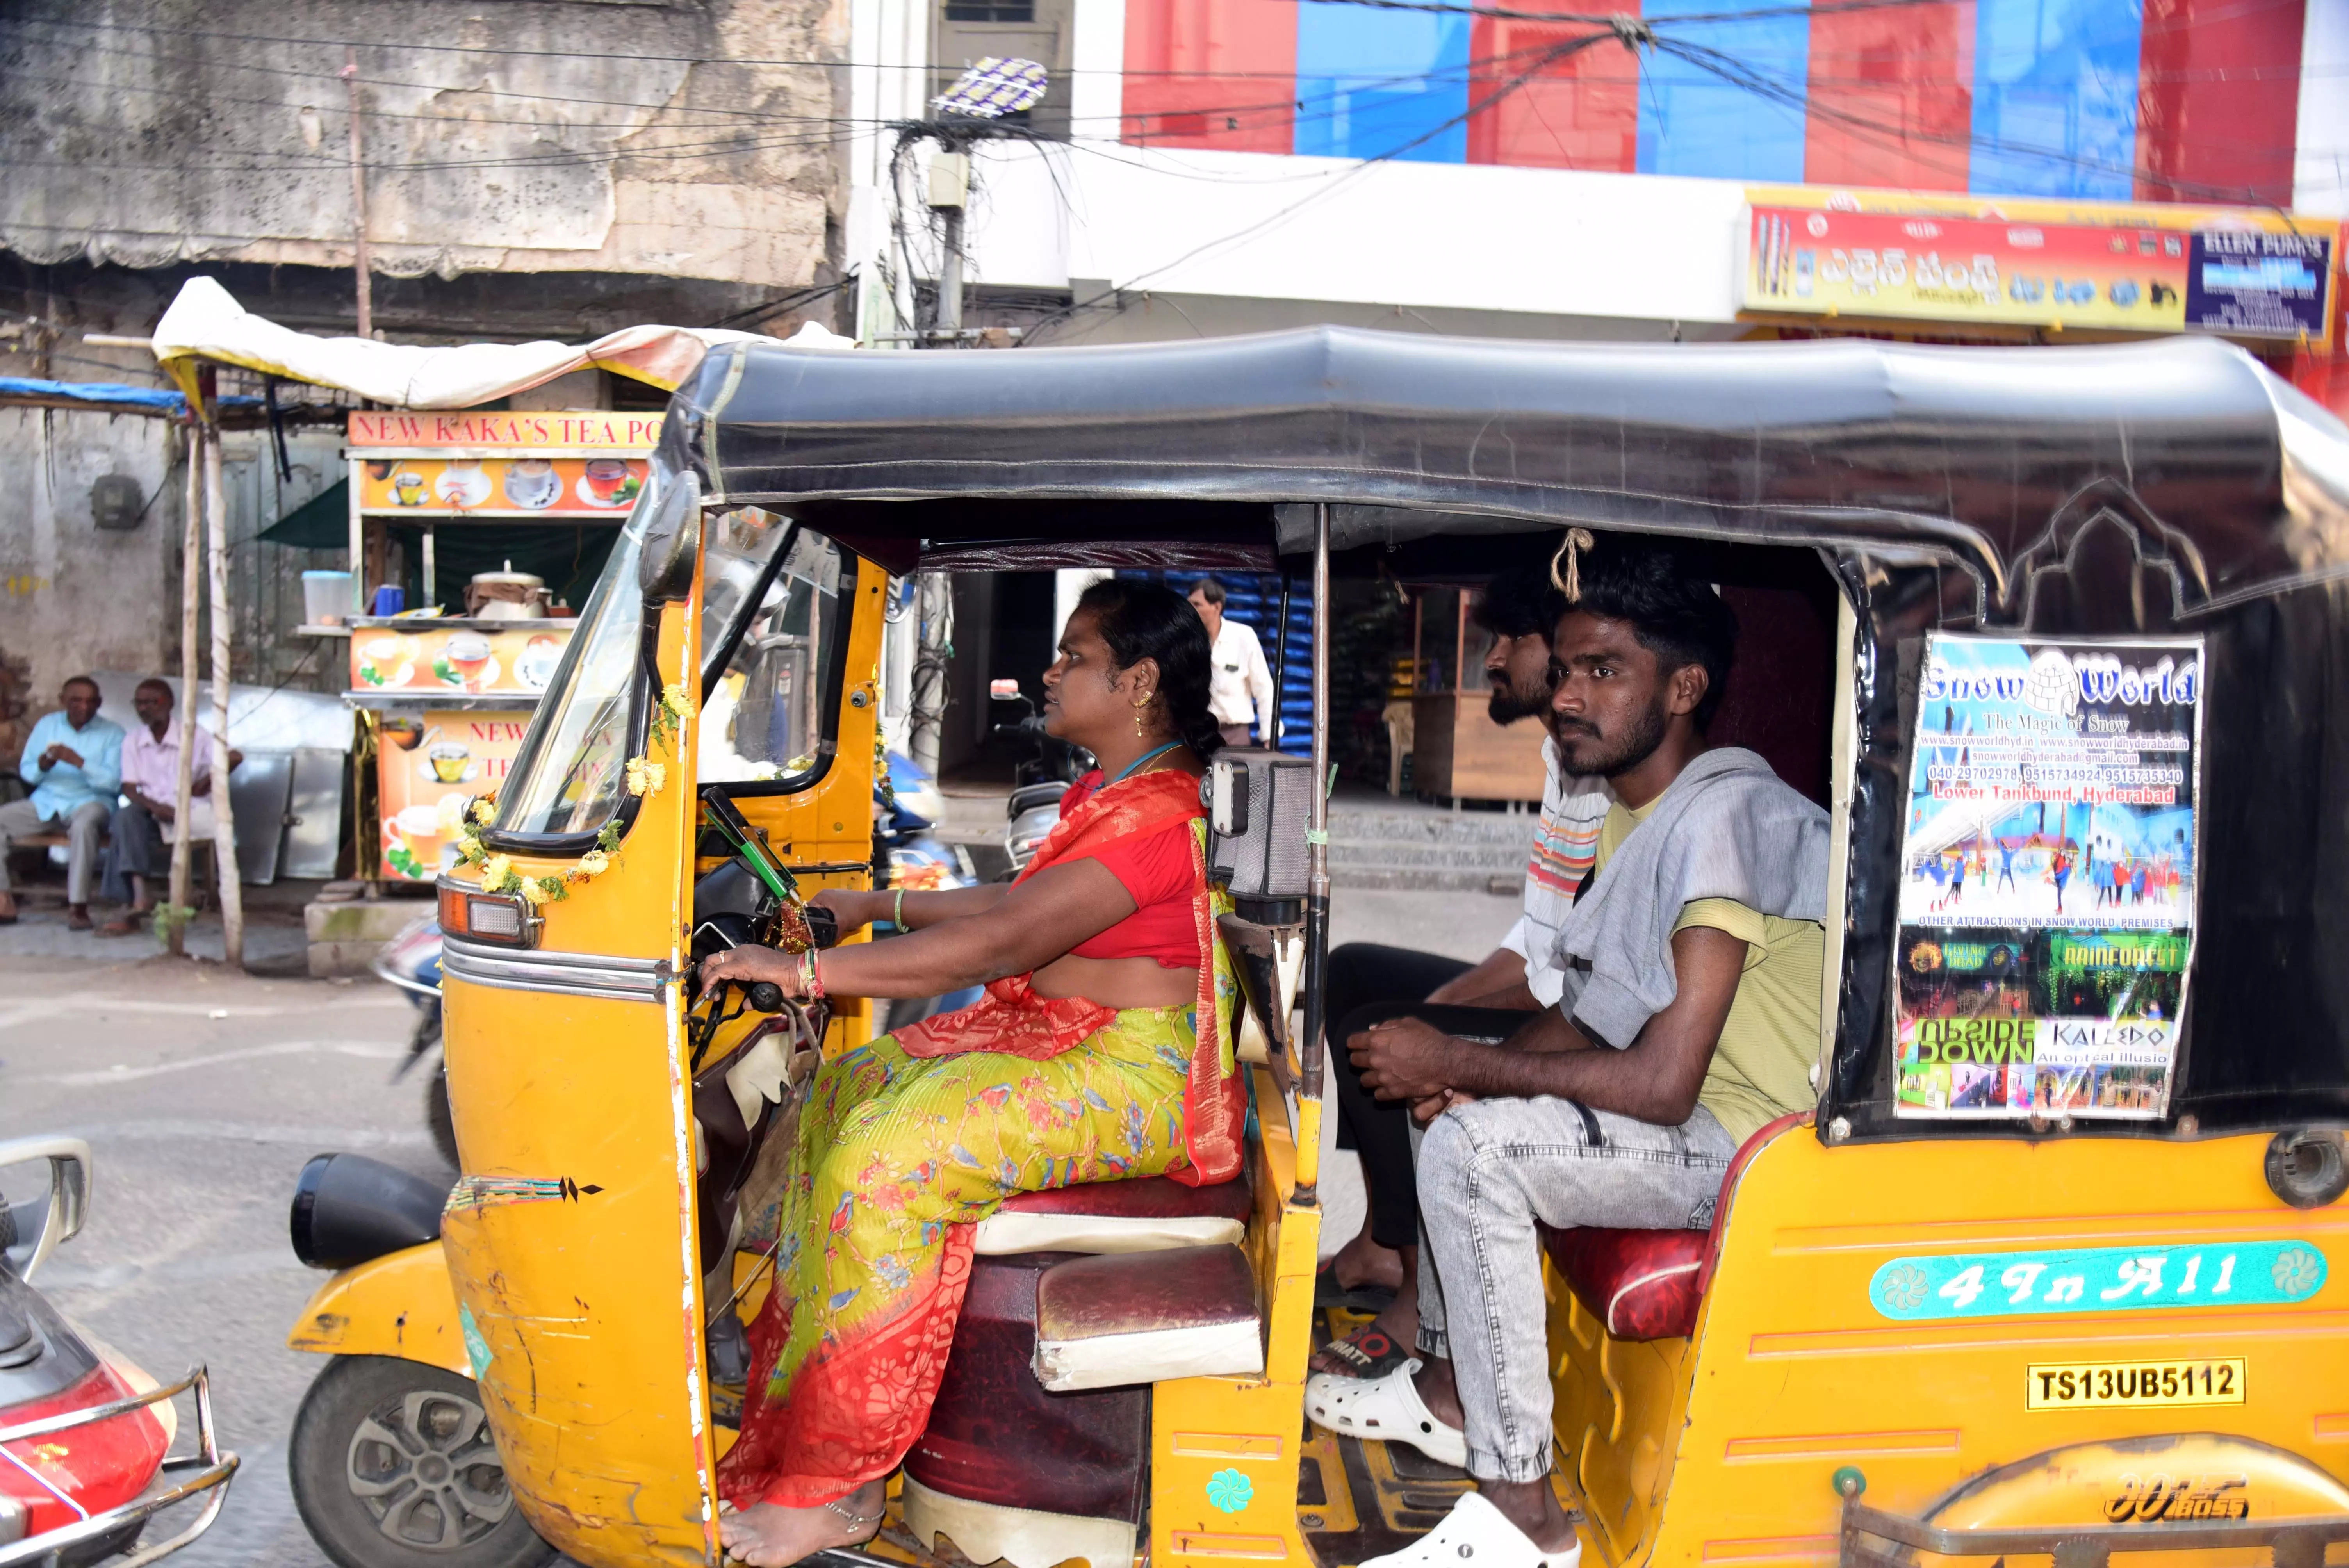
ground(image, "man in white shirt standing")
xmin=1188 ymin=579 xmax=1278 ymax=748
xmin=98 ymin=679 xmax=238 ymax=935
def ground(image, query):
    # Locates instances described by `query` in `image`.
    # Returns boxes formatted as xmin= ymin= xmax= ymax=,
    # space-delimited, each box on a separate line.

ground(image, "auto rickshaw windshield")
xmin=490 ymin=507 xmax=651 ymax=841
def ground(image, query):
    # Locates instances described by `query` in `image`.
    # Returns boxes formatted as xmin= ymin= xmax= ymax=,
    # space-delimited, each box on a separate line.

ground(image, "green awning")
xmin=260 ymin=479 xmax=349 ymax=549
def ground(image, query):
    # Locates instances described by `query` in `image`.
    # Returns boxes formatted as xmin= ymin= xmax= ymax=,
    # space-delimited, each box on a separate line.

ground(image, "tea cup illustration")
xmin=393 ymin=803 xmax=446 ymax=866
xmin=444 ymin=631 xmax=494 ymax=690
xmin=392 ymin=469 xmax=427 ymax=506
xmin=504 ymin=458 xmax=560 ymax=509
xmin=584 ymin=458 xmax=629 ymax=504
xmin=435 ymin=461 xmax=492 ymax=508
xmin=428 ymin=742 xmax=474 ymax=784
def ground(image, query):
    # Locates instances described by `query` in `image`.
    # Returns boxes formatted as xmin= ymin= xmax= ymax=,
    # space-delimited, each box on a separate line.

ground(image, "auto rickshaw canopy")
xmin=654 ymin=326 xmax=2349 ymax=1139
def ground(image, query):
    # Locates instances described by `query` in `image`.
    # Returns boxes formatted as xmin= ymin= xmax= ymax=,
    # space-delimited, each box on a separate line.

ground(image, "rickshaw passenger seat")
xmin=1537 ymin=1110 xmax=1809 ymax=1342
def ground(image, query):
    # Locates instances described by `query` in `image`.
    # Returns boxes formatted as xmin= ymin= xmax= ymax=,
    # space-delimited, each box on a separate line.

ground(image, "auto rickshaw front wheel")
xmin=291 ymin=1354 xmax=555 ymax=1568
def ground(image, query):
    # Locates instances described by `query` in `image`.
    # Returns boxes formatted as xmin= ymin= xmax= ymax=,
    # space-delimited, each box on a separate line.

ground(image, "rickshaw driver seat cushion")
xmin=1538 ymin=1110 xmax=1811 ymax=1341
xmin=1032 ymin=1242 xmax=1264 ymax=1391
xmin=974 ymin=1170 xmax=1252 ymax=1256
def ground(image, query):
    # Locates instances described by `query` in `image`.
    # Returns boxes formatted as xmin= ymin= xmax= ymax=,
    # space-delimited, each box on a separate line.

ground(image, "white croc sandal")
xmin=1304 ymin=1356 xmax=1469 ymax=1469
xmin=1358 ymin=1491 xmax=1583 ymax=1568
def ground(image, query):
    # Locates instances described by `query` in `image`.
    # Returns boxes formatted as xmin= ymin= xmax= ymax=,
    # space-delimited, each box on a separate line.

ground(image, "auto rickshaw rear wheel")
xmin=291 ymin=1354 xmax=554 ymax=1568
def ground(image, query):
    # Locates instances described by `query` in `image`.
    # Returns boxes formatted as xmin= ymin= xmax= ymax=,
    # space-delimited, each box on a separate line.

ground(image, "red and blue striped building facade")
xmin=1120 ymin=0 xmax=2312 ymax=208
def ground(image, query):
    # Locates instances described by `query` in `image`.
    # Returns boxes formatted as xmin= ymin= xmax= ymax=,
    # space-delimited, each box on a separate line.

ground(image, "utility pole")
xmin=342 ymin=50 xmax=373 ymax=339
xmin=928 ymin=149 xmax=969 ymax=342
xmin=196 ymin=365 xmax=245 ymax=968
xmin=166 ymin=421 xmax=201 ymax=958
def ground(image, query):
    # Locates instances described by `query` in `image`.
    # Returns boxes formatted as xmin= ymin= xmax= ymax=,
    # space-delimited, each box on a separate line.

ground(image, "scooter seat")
xmin=975 ymin=1172 xmax=1250 ymax=1256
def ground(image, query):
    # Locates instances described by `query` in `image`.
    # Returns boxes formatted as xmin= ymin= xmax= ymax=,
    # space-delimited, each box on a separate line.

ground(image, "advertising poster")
xmin=355 ymin=455 xmax=647 ymax=517
xmin=1893 ymin=634 xmax=2203 ymax=1121
xmin=376 ymin=710 xmax=535 ymax=881
xmin=1741 ymin=187 xmax=2335 ymax=346
xmin=348 ymin=622 xmax=574 ymax=698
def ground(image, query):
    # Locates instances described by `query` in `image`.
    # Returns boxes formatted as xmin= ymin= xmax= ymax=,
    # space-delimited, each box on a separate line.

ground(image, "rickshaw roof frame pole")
xmin=1296 ymin=501 xmax=1331 ymax=1206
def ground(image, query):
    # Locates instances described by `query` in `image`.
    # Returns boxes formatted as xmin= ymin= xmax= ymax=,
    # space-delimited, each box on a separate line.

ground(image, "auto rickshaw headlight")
xmin=437 ymin=882 xmax=537 ymax=947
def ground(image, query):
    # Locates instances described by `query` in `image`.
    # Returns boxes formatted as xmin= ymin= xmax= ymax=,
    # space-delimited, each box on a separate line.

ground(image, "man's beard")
xmin=1551 ymin=695 xmax=1669 ymax=777
xmin=1488 ymin=675 xmax=1552 ymax=725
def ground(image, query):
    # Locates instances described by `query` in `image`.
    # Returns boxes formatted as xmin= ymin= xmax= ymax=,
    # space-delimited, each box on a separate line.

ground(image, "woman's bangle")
xmin=892 ymin=888 xmax=907 ymax=930
xmin=800 ymin=949 xmax=827 ymax=1002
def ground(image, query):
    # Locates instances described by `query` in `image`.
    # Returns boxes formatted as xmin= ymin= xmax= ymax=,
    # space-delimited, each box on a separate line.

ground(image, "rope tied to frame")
xmin=1609 ymin=13 xmax=1656 ymax=49
xmin=1549 ymin=527 xmax=1597 ymax=601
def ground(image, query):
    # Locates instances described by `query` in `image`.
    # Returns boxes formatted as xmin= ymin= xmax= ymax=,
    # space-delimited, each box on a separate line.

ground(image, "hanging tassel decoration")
xmin=1550 ymin=527 xmax=1597 ymax=601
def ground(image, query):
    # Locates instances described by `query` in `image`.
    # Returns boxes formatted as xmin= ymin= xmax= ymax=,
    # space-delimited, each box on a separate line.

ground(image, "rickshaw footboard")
xmin=1841 ymin=1497 xmax=2349 ymax=1568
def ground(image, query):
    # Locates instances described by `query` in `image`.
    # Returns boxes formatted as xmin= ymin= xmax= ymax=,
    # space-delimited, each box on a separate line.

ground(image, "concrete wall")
xmin=0 ymin=406 xmax=185 ymax=760
xmin=1 ymin=0 xmax=848 ymax=294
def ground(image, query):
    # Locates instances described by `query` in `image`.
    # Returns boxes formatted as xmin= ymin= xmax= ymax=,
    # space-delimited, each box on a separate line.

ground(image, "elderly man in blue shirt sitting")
xmin=1 ymin=675 xmax=126 ymax=930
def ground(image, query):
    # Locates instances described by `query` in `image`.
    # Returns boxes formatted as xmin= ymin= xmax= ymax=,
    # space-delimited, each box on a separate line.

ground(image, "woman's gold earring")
xmin=1133 ymin=695 xmax=1150 ymax=736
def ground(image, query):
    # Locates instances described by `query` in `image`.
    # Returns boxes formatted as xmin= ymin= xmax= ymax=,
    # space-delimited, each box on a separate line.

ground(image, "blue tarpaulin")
xmin=0 ymin=376 xmax=264 ymax=414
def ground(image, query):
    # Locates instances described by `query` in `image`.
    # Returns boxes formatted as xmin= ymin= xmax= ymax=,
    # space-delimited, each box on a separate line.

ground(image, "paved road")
xmin=0 ymin=886 xmax=1514 ymax=1566
xmin=0 ymin=952 xmax=465 ymax=1567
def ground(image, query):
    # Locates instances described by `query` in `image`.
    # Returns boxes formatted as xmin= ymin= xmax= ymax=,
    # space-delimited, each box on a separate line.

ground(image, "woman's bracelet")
xmin=799 ymin=948 xmax=827 ymax=1002
xmin=892 ymin=888 xmax=907 ymax=930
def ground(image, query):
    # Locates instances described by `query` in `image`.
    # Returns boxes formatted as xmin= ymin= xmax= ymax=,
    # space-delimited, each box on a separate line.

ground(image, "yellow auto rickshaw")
xmin=282 ymin=327 xmax=2349 ymax=1568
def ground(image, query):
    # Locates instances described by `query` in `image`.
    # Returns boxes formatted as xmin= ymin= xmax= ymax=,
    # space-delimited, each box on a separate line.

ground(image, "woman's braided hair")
xmin=1077 ymin=578 xmax=1226 ymax=760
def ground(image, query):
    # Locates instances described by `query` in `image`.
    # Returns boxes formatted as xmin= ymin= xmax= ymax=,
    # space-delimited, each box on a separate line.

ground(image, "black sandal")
xmin=1314 ymin=1258 xmax=1398 ymax=1311
xmin=1311 ymin=1322 xmax=1412 ymax=1379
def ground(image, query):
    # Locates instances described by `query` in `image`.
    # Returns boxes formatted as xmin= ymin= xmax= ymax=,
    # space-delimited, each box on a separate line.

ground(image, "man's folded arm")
xmin=1356 ymin=925 xmax=1748 ymax=1127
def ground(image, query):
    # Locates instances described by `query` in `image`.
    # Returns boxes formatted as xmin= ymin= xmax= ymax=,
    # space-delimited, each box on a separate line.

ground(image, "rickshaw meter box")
xmin=1206 ymin=749 xmax=1313 ymax=902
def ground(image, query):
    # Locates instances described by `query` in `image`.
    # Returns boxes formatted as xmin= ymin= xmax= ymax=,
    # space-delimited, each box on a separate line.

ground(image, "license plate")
xmin=2027 ymin=1358 xmax=2245 ymax=1410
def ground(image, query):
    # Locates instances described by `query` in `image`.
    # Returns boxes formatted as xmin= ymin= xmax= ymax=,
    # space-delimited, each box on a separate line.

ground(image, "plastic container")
xmin=301 ymin=570 xmax=355 ymax=627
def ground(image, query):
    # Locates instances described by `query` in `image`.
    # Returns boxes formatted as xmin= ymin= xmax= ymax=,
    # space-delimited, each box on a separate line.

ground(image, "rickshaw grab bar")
xmin=439 ymin=935 xmax=670 ymax=1003
xmin=1840 ymin=1497 xmax=2349 ymax=1568
xmin=0 ymin=1365 xmax=239 ymax=1568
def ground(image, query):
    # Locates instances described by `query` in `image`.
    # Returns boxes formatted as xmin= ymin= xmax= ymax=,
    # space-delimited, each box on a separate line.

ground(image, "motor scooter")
xmin=0 ymin=1138 xmax=237 ymax=1565
xmin=987 ymin=679 xmax=1092 ymax=876
xmin=371 ymin=913 xmax=456 ymax=1169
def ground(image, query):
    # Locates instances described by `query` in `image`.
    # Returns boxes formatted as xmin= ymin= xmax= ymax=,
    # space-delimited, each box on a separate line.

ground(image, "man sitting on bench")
xmin=0 ymin=675 xmax=125 ymax=930
xmin=1312 ymin=543 xmax=1829 ymax=1568
xmin=99 ymin=678 xmax=239 ymax=936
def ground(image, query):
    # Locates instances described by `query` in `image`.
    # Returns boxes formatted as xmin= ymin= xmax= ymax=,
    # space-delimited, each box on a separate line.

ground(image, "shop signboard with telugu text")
xmin=1892 ymin=634 xmax=2203 ymax=1122
xmin=1742 ymin=187 xmax=2335 ymax=345
xmin=376 ymin=711 xmax=533 ymax=881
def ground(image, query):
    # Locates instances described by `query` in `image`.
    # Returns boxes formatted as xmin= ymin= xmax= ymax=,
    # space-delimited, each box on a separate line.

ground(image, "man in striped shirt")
xmin=1313 ymin=567 xmax=1609 ymax=1377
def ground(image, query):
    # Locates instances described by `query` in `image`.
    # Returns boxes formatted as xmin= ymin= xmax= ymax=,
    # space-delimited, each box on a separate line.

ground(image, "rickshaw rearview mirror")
xmin=989 ymin=679 xmax=1021 ymax=701
xmin=1207 ymin=749 xmax=1314 ymax=906
xmin=636 ymin=467 xmax=701 ymax=604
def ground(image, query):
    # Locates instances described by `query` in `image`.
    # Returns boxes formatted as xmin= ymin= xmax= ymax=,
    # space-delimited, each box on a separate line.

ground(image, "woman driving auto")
xmin=696 ymin=578 xmax=1245 ymax=1567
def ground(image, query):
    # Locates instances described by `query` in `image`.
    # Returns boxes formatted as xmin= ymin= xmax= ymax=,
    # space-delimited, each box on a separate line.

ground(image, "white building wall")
xmin=955 ymin=143 xmax=1748 ymax=328
xmin=2294 ymin=0 xmax=2349 ymax=218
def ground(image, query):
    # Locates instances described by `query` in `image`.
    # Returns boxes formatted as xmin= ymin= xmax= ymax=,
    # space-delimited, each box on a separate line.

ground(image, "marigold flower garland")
xmin=454 ymin=679 xmax=692 ymax=905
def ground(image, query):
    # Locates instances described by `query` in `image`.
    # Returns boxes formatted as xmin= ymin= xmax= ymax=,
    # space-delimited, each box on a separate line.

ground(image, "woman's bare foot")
xmin=718 ymin=1479 xmax=884 ymax=1566
xmin=1310 ymin=1250 xmax=1421 ymax=1376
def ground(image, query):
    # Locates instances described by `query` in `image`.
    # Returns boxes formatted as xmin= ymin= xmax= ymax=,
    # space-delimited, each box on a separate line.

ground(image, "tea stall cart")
xmin=339 ymin=410 xmax=660 ymax=885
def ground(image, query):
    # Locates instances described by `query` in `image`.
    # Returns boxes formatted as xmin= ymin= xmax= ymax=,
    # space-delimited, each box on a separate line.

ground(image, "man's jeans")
xmin=1413 ymin=1096 xmax=1737 ymax=1484
xmin=0 ymin=797 xmax=109 ymax=903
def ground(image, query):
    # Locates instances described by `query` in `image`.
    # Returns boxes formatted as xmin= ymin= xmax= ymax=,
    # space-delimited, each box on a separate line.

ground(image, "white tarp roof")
xmin=150 ymin=275 xmax=851 ymax=408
